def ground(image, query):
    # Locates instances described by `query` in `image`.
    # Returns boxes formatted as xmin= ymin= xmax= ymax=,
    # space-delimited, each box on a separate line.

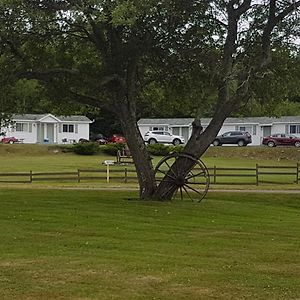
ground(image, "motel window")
xmin=238 ymin=125 xmax=253 ymax=134
xmin=15 ymin=123 xmax=28 ymax=132
xmin=290 ymin=125 xmax=300 ymax=134
xmin=63 ymin=124 xmax=75 ymax=133
xmin=150 ymin=126 xmax=168 ymax=131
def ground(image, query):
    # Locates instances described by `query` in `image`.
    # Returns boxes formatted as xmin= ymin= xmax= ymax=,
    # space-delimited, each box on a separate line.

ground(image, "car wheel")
xmin=212 ymin=140 xmax=220 ymax=146
xmin=295 ymin=142 xmax=300 ymax=147
xmin=148 ymin=138 xmax=157 ymax=145
xmin=237 ymin=140 xmax=245 ymax=147
xmin=267 ymin=141 xmax=275 ymax=147
xmin=173 ymin=139 xmax=181 ymax=146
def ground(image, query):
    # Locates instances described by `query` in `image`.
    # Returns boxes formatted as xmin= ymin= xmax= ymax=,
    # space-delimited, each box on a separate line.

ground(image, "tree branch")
xmin=20 ymin=68 xmax=79 ymax=80
xmin=261 ymin=0 xmax=300 ymax=67
xmin=276 ymin=0 xmax=300 ymax=23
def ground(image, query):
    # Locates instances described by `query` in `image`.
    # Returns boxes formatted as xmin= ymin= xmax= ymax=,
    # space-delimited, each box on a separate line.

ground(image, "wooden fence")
xmin=0 ymin=163 xmax=299 ymax=185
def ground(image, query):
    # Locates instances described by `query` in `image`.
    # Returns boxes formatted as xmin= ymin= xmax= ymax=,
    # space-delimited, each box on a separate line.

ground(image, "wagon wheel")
xmin=155 ymin=153 xmax=210 ymax=202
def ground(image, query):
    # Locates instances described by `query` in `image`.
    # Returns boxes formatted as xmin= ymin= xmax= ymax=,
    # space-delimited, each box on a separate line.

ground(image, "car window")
xmin=231 ymin=132 xmax=240 ymax=136
xmin=163 ymin=132 xmax=171 ymax=135
xmin=223 ymin=132 xmax=231 ymax=137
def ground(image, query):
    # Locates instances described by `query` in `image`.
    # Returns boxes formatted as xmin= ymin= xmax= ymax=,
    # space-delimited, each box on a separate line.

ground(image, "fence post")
xmin=106 ymin=164 xmax=110 ymax=183
xmin=124 ymin=168 xmax=127 ymax=183
xmin=77 ymin=169 xmax=80 ymax=183
xmin=213 ymin=165 xmax=216 ymax=184
xmin=297 ymin=163 xmax=299 ymax=184
xmin=29 ymin=170 xmax=32 ymax=183
xmin=256 ymin=164 xmax=259 ymax=186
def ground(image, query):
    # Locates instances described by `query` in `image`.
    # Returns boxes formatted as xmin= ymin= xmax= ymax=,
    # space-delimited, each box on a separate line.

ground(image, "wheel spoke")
xmin=164 ymin=160 xmax=177 ymax=177
xmin=182 ymin=185 xmax=194 ymax=201
xmin=156 ymin=169 xmax=176 ymax=180
xmin=173 ymin=187 xmax=179 ymax=200
xmin=173 ymin=155 xmax=180 ymax=176
xmin=186 ymin=170 xmax=205 ymax=180
xmin=185 ymin=183 xmax=202 ymax=195
xmin=180 ymin=186 xmax=183 ymax=200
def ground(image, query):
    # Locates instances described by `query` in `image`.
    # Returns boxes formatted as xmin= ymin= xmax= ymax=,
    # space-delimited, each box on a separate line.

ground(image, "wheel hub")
xmin=175 ymin=175 xmax=186 ymax=187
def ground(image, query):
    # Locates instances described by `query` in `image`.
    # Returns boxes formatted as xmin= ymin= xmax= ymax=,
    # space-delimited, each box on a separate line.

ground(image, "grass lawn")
xmin=1 ymin=189 xmax=300 ymax=299
xmin=0 ymin=144 xmax=299 ymax=173
xmin=0 ymin=144 xmax=300 ymax=189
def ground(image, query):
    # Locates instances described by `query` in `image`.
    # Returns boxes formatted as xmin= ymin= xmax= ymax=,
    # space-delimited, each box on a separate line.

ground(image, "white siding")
xmin=272 ymin=124 xmax=286 ymax=135
xmin=139 ymin=125 xmax=151 ymax=138
xmin=3 ymin=122 xmax=38 ymax=143
xmin=57 ymin=123 xmax=90 ymax=144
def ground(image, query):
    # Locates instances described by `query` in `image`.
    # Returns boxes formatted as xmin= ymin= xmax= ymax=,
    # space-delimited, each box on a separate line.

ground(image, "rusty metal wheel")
xmin=154 ymin=152 xmax=210 ymax=202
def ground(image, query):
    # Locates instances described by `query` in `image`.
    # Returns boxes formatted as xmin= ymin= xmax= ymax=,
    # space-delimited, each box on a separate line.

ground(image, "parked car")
xmin=212 ymin=131 xmax=252 ymax=147
xmin=1 ymin=137 xmax=18 ymax=144
xmin=78 ymin=138 xmax=90 ymax=143
xmin=144 ymin=131 xmax=185 ymax=146
xmin=90 ymin=133 xmax=108 ymax=145
xmin=108 ymin=134 xmax=126 ymax=144
xmin=262 ymin=134 xmax=300 ymax=147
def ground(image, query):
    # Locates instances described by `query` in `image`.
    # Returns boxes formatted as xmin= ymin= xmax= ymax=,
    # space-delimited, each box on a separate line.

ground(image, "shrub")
xmin=146 ymin=144 xmax=172 ymax=156
xmin=171 ymin=145 xmax=184 ymax=154
xmin=100 ymin=143 xmax=125 ymax=156
xmin=73 ymin=142 xmax=99 ymax=155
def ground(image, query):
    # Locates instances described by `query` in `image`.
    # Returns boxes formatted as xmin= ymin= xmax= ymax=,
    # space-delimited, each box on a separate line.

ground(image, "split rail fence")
xmin=0 ymin=163 xmax=300 ymax=185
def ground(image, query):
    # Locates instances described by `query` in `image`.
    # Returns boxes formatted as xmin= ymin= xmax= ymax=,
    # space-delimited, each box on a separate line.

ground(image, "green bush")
xmin=73 ymin=142 xmax=99 ymax=155
xmin=100 ymin=143 xmax=125 ymax=156
xmin=146 ymin=144 xmax=185 ymax=156
xmin=146 ymin=144 xmax=172 ymax=156
xmin=171 ymin=145 xmax=184 ymax=154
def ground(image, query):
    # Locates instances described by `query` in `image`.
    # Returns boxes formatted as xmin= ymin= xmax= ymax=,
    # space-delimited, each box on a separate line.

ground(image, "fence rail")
xmin=0 ymin=163 xmax=299 ymax=185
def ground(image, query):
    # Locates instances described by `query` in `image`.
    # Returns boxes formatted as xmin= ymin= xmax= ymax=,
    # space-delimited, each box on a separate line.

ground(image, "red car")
xmin=1 ymin=137 xmax=18 ymax=144
xmin=108 ymin=134 xmax=126 ymax=144
xmin=262 ymin=134 xmax=300 ymax=147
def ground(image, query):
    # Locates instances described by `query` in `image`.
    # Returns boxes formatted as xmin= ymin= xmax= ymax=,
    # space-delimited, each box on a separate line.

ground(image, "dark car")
xmin=212 ymin=131 xmax=252 ymax=147
xmin=78 ymin=138 xmax=90 ymax=143
xmin=108 ymin=134 xmax=126 ymax=144
xmin=90 ymin=133 xmax=108 ymax=145
xmin=1 ymin=137 xmax=18 ymax=144
xmin=262 ymin=134 xmax=300 ymax=147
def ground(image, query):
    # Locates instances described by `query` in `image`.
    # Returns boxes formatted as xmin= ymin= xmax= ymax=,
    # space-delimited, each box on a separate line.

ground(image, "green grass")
xmin=1 ymin=189 xmax=300 ymax=299
xmin=0 ymin=144 xmax=300 ymax=188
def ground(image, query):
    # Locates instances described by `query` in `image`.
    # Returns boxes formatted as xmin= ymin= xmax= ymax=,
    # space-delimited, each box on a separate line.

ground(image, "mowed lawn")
xmin=1 ymin=144 xmax=299 ymax=188
xmin=1 ymin=189 xmax=300 ymax=299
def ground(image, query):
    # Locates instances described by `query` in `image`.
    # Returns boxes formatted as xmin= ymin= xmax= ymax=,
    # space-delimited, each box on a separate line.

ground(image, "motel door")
xmin=47 ymin=124 xmax=54 ymax=143
xmin=262 ymin=126 xmax=271 ymax=137
xmin=181 ymin=127 xmax=189 ymax=144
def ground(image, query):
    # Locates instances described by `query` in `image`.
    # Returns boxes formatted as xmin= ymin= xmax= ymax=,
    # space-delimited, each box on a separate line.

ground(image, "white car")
xmin=144 ymin=131 xmax=185 ymax=145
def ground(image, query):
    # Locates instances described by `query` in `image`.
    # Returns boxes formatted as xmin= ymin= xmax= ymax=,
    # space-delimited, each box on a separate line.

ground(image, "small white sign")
xmin=104 ymin=160 xmax=115 ymax=165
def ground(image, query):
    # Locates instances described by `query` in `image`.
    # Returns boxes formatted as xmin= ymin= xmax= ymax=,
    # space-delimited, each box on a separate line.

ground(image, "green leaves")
xmin=111 ymin=1 xmax=138 ymax=27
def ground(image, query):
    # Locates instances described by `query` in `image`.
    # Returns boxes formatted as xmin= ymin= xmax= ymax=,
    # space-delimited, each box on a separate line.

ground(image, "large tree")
xmin=1 ymin=0 xmax=299 ymax=200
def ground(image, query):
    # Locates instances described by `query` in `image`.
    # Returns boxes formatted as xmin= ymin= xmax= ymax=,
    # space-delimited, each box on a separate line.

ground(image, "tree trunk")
xmin=153 ymin=99 xmax=234 ymax=201
xmin=120 ymin=112 xmax=157 ymax=200
xmin=114 ymin=78 xmax=157 ymax=200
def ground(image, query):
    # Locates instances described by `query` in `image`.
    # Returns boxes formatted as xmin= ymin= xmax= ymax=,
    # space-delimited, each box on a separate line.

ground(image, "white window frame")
xmin=150 ymin=126 xmax=168 ymax=131
xmin=62 ymin=124 xmax=75 ymax=133
xmin=289 ymin=125 xmax=300 ymax=134
xmin=15 ymin=122 xmax=29 ymax=132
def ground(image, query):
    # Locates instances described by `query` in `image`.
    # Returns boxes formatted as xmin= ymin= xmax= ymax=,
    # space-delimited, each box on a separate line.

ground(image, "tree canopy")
xmin=1 ymin=0 xmax=299 ymax=200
